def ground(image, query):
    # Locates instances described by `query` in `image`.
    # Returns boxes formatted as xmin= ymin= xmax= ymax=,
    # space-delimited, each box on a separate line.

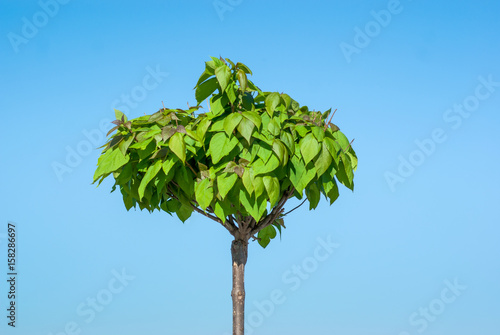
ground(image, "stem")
xmin=249 ymin=187 xmax=294 ymax=236
xmin=282 ymin=199 xmax=307 ymax=216
xmin=231 ymin=239 xmax=248 ymax=335
xmin=324 ymin=108 xmax=337 ymax=130
xmin=344 ymin=138 xmax=355 ymax=152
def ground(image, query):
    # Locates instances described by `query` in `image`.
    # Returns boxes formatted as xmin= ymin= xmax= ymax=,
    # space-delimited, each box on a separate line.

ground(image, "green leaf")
xmin=225 ymin=58 xmax=236 ymax=68
xmin=223 ymin=112 xmax=243 ymax=137
xmin=155 ymin=170 xmax=169 ymax=194
xmin=347 ymin=150 xmax=358 ymax=172
xmin=213 ymin=198 xmax=232 ymax=222
xmin=185 ymin=128 xmax=201 ymax=142
xmin=138 ymin=160 xmax=162 ymax=200
xmin=289 ymin=155 xmax=305 ymax=193
xmin=295 ymin=125 xmax=309 ymax=138
xmin=239 ymin=189 xmax=255 ymax=219
xmin=237 ymin=62 xmax=252 ymax=75
xmin=333 ymin=131 xmax=350 ymax=151
xmin=196 ymin=118 xmax=212 ymax=142
xmin=280 ymin=93 xmax=292 ymax=110
xmin=265 ymin=92 xmax=280 ymax=117
xmin=162 ymin=198 xmax=181 ymax=213
xmin=237 ymin=70 xmax=247 ymax=92
xmin=115 ymin=163 xmax=133 ymax=185
xmin=174 ymin=166 xmax=194 ymax=197
xmin=267 ymin=118 xmax=280 ymax=136
xmin=311 ymin=126 xmax=325 ymax=142
xmin=242 ymin=168 xmax=254 ymax=194
xmin=137 ymin=140 xmax=156 ymax=160
xmin=335 ymin=160 xmax=354 ymax=191
xmin=323 ymin=176 xmax=339 ymax=205
xmin=239 ymin=190 xmax=267 ymax=222
xmin=253 ymin=175 xmax=265 ymax=198
xmin=209 ymin=132 xmax=238 ymax=164
xmin=114 ymin=109 xmax=127 ymax=122
xmin=225 ymin=135 xmax=239 ymax=156
xmin=299 ymin=162 xmax=317 ymax=192
xmin=217 ymin=172 xmax=238 ymax=199
xmin=209 ymin=132 xmax=225 ymax=164
xmin=209 ymin=95 xmax=227 ymax=118
xmin=256 ymin=142 xmax=272 ymax=163
xmin=253 ymin=155 xmax=279 ymax=176
xmin=280 ymin=131 xmax=295 ymax=155
xmin=176 ymin=204 xmax=193 ymax=223
xmin=123 ymin=193 xmax=135 ymax=211
xmin=242 ymin=111 xmax=261 ymax=129
xmin=195 ymin=77 xmax=218 ymax=104
xmin=342 ymin=155 xmax=355 ymax=186
xmin=305 ymin=183 xmax=321 ymax=210
xmin=226 ymin=83 xmax=237 ymax=104
xmin=93 ymin=148 xmax=130 ymax=183
xmin=210 ymin=56 xmax=225 ymax=68
xmin=236 ymin=117 xmax=255 ymax=144
xmin=169 ymin=132 xmax=186 ymax=163
xmin=314 ymin=142 xmax=333 ymax=178
xmin=323 ymin=137 xmax=341 ymax=164
xmin=263 ymin=175 xmax=280 ymax=207
xmin=195 ymin=71 xmax=213 ymax=88
xmin=272 ymin=140 xmax=288 ymax=166
xmin=215 ymin=65 xmax=231 ymax=91
xmin=247 ymin=79 xmax=263 ymax=94
xmin=300 ymin=133 xmax=320 ymax=165
xmin=144 ymin=127 xmax=162 ymax=139
xmin=195 ymin=62 xmax=215 ymax=87
xmin=210 ymin=119 xmax=225 ymax=132
xmin=130 ymin=137 xmax=153 ymax=150
xmin=257 ymin=225 xmax=277 ymax=248
xmin=195 ymin=178 xmax=213 ymax=211
xmin=162 ymin=157 xmax=177 ymax=176
xmin=119 ymin=135 xmax=134 ymax=156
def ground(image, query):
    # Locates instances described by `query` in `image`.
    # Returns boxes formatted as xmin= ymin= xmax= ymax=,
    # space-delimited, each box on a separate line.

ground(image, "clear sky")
xmin=1 ymin=1 xmax=499 ymax=334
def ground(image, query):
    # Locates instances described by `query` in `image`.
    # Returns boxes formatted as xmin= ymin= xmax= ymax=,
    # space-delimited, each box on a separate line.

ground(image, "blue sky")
xmin=1 ymin=0 xmax=499 ymax=334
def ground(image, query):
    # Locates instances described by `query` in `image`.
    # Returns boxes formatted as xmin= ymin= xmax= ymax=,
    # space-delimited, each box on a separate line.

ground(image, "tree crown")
xmin=93 ymin=57 xmax=357 ymax=247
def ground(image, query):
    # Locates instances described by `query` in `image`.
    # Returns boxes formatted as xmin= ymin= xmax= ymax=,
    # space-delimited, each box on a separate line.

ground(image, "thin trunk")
xmin=231 ymin=238 xmax=248 ymax=335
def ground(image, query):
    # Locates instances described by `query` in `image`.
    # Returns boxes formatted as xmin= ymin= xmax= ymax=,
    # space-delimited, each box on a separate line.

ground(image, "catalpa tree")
xmin=93 ymin=57 xmax=357 ymax=335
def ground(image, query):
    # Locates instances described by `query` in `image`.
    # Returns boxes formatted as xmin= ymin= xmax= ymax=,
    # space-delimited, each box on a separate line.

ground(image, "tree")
xmin=93 ymin=57 xmax=357 ymax=335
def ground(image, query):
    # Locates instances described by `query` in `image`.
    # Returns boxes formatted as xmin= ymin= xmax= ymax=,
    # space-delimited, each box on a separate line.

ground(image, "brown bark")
xmin=231 ymin=238 xmax=248 ymax=335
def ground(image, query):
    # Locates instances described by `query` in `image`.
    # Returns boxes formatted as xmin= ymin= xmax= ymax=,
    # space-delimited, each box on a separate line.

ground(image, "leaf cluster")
xmin=93 ymin=57 xmax=357 ymax=247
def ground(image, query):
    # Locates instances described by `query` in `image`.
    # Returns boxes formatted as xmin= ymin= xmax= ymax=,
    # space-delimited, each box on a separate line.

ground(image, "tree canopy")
xmin=93 ymin=57 xmax=357 ymax=247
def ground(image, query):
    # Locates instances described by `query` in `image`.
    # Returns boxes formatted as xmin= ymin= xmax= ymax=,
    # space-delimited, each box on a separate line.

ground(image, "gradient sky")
xmin=1 ymin=1 xmax=499 ymax=334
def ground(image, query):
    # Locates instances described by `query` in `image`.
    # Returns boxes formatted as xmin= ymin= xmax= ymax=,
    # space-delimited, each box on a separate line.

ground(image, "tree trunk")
xmin=231 ymin=238 xmax=248 ymax=335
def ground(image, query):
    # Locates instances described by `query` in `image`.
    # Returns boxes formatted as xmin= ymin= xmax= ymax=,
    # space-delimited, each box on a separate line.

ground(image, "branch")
xmin=192 ymin=204 xmax=238 ymax=236
xmin=186 ymin=162 xmax=198 ymax=176
xmin=249 ymin=188 xmax=294 ymax=236
xmin=232 ymin=212 xmax=254 ymax=240
xmin=227 ymin=215 xmax=239 ymax=231
xmin=167 ymin=186 xmax=237 ymax=236
xmin=190 ymin=203 xmax=219 ymax=222
xmin=343 ymin=138 xmax=355 ymax=152
xmin=243 ymin=216 xmax=254 ymax=231
xmin=206 ymin=99 xmax=211 ymax=113
xmin=324 ymin=108 xmax=337 ymax=130
xmin=231 ymin=212 xmax=241 ymax=230
xmin=282 ymin=199 xmax=307 ymax=216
